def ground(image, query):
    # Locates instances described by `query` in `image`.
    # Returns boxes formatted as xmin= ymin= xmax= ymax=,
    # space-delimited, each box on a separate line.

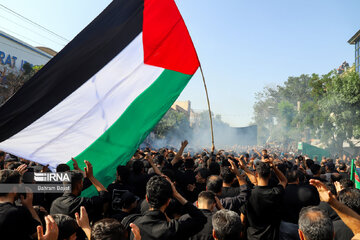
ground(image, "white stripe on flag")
xmin=0 ymin=33 xmax=164 ymax=167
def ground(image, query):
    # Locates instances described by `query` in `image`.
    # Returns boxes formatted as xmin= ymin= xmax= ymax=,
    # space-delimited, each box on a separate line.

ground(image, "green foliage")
xmin=0 ymin=64 xmax=43 ymax=105
xmin=253 ymin=66 xmax=360 ymax=154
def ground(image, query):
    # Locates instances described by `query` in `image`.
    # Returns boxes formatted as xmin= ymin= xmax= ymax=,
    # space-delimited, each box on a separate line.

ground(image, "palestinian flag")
xmin=350 ymin=159 xmax=360 ymax=189
xmin=0 ymin=0 xmax=199 ymax=195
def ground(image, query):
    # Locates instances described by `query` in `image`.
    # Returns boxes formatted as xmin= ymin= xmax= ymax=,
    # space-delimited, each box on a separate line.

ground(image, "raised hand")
xmin=310 ymin=179 xmax=335 ymax=203
xmin=72 ymin=158 xmax=81 ymax=171
xmin=130 ymin=223 xmax=141 ymax=240
xmin=37 ymin=215 xmax=59 ymax=240
xmin=15 ymin=164 xmax=28 ymax=175
xmin=84 ymin=160 xmax=93 ymax=179
xmin=75 ymin=206 xmax=90 ymax=229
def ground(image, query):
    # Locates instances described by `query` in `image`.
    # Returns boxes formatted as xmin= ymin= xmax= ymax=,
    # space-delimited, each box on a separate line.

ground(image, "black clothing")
xmin=339 ymin=172 xmax=349 ymax=180
xmin=318 ymin=201 xmax=340 ymax=221
xmin=111 ymin=210 xmax=130 ymax=223
xmin=50 ymin=191 xmax=110 ymax=222
xmin=333 ymin=219 xmax=353 ymax=240
xmin=0 ymin=202 xmax=40 ymax=240
xmin=220 ymin=186 xmax=241 ymax=198
xmin=132 ymin=202 xmax=206 ymax=240
xmin=187 ymin=209 xmax=214 ymax=240
xmin=220 ymin=184 xmax=249 ymax=213
xmin=281 ymin=184 xmax=320 ymax=224
xmin=243 ymin=185 xmax=284 ymax=240
xmin=128 ymin=173 xmax=150 ymax=199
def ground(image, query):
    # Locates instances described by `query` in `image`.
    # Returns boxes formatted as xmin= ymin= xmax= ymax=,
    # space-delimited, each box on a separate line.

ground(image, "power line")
xmin=0 ymin=14 xmax=65 ymax=47
xmin=0 ymin=4 xmax=69 ymax=42
xmin=0 ymin=25 xmax=45 ymax=47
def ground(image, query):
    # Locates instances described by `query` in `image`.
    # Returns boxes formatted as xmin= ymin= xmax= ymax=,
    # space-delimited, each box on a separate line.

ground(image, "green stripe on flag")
xmin=67 ymin=69 xmax=192 ymax=196
xmin=350 ymin=159 xmax=360 ymax=189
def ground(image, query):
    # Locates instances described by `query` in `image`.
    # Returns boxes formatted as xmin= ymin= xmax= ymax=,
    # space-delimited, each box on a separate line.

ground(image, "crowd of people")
xmin=0 ymin=141 xmax=360 ymax=240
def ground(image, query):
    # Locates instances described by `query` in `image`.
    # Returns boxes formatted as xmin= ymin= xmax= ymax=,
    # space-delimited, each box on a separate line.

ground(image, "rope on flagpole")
xmin=199 ymin=64 xmax=215 ymax=152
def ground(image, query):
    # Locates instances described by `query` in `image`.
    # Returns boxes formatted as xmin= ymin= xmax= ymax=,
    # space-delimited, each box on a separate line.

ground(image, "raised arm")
xmin=236 ymin=156 xmax=257 ymax=185
xmin=84 ymin=160 xmax=107 ymax=192
xmin=228 ymin=159 xmax=246 ymax=186
xmin=268 ymin=158 xmax=287 ymax=188
xmin=310 ymin=179 xmax=360 ymax=236
xmin=146 ymin=153 xmax=161 ymax=175
xmin=171 ymin=140 xmax=188 ymax=166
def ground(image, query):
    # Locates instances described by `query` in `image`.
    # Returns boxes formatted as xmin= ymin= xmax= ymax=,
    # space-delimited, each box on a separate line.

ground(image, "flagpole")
xmin=199 ymin=64 xmax=215 ymax=152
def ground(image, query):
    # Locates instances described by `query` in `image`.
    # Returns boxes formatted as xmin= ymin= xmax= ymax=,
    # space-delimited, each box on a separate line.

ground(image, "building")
xmin=348 ymin=29 xmax=360 ymax=72
xmin=0 ymin=30 xmax=55 ymax=75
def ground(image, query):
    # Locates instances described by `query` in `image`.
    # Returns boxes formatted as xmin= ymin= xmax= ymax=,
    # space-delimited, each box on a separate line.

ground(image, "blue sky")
xmin=0 ymin=0 xmax=359 ymax=127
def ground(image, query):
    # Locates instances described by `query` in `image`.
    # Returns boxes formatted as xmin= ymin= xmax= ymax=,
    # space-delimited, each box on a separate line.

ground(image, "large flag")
xmin=0 ymin=0 xmax=199 ymax=195
xmin=350 ymin=159 xmax=360 ymax=189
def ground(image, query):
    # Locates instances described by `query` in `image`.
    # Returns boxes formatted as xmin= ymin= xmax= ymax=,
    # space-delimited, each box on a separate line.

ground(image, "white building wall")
xmin=0 ymin=31 xmax=52 ymax=73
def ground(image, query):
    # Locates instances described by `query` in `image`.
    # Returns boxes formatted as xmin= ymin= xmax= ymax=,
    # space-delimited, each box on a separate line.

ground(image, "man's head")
xmin=310 ymin=164 xmax=321 ymax=176
xmin=91 ymin=218 xmax=127 ymax=240
xmin=0 ymin=169 xmax=21 ymax=198
xmin=221 ymin=167 xmax=235 ymax=185
xmin=132 ymin=160 xmax=144 ymax=174
xmin=184 ymin=158 xmax=195 ymax=170
xmin=298 ymin=206 xmax=333 ymax=240
xmin=196 ymin=168 xmax=209 ymax=184
xmin=51 ymin=214 xmax=78 ymax=240
xmin=212 ymin=209 xmax=243 ymax=240
xmin=69 ymin=170 xmax=84 ymax=196
xmin=255 ymin=162 xmax=271 ymax=181
xmin=339 ymin=178 xmax=354 ymax=189
xmin=56 ymin=164 xmax=70 ymax=173
xmin=338 ymin=188 xmax=360 ymax=214
xmin=206 ymin=175 xmax=223 ymax=195
xmin=116 ymin=165 xmax=130 ymax=183
xmin=338 ymin=162 xmax=347 ymax=171
xmin=286 ymin=169 xmax=299 ymax=184
xmin=197 ymin=191 xmax=216 ymax=211
xmin=146 ymin=175 xmax=172 ymax=210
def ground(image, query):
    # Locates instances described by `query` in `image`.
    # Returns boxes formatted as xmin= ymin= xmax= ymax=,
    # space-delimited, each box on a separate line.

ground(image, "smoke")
xmin=144 ymin=112 xmax=257 ymax=151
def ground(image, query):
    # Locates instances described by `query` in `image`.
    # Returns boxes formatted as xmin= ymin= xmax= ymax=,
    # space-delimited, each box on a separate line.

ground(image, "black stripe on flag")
xmin=0 ymin=0 xmax=144 ymax=142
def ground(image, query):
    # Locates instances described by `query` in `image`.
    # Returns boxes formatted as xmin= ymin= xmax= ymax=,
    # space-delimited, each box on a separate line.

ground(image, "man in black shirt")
xmin=50 ymin=160 xmax=110 ymax=222
xmin=188 ymin=191 xmax=220 ymax=240
xmin=242 ymin=159 xmax=287 ymax=240
xmin=0 ymin=169 xmax=41 ymax=239
xmin=206 ymin=160 xmax=249 ymax=213
xmin=132 ymin=175 xmax=206 ymax=240
xmin=280 ymin=169 xmax=320 ymax=240
xmin=220 ymin=167 xmax=241 ymax=198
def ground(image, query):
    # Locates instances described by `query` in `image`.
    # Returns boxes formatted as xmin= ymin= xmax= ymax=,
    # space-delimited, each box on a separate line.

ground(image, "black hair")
xmin=286 ymin=169 xmax=299 ymax=183
xmin=220 ymin=167 xmax=235 ymax=184
xmin=255 ymin=162 xmax=271 ymax=179
xmin=91 ymin=218 xmax=127 ymax=240
xmin=338 ymin=162 xmax=347 ymax=171
xmin=310 ymin=164 xmax=321 ymax=175
xmin=212 ymin=209 xmax=243 ymax=240
xmin=305 ymin=159 xmax=314 ymax=168
xmin=132 ymin=160 xmax=144 ymax=175
xmin=69 ymin=170 xmax=84 ymax=191
xmin=196 ymin=168 xmax=210 ymax=180
xmin=146 ymin=175 xmax=172 ymax=209
xmin=298 ymin=206 xmax=333 ymax=240
xmin=338 ymin=188 xmax=360 ymax=214
xmin=184 ymin=158 xmax=195 ymax=169
xmin=116 ymin=165 xmax=130 ymax=183
xmin=154 ymin=155 xmax=165 ymax=165
xmin=198 ymin=191 xmax=216 ymax=205
xmin=0 ymin=170 xmax=21 ymax=196
xmin=51 ymin=214 xmax=78 ymax=240
xmin=206 ymin=175 xmax=223 ymax=194
xmin=339 ymin=178 xmax=354 ymax=189
xmin=56 ymin=164 xmax=70 ymax=172
xmin=209 ymin=162 xmax=220 ymax=176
